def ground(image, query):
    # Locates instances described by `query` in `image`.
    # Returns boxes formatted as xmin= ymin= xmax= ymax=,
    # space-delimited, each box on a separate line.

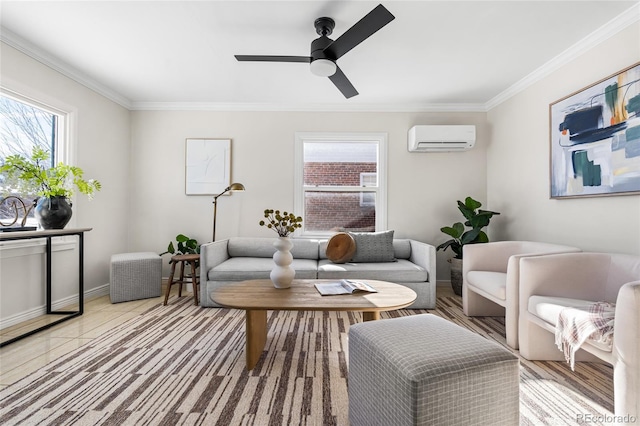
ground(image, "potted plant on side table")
xmin=159 ymin=233 xmax=201 ymax=287
xmin=436 ymin=196 xmax=500 ymax=296
xmin=0 ymin=147 xmax=101 ymax=229
xmin=160 ymin=234 xmax=201 ymax=304
xmin=160 ymin=234 xmax=200 ymax=257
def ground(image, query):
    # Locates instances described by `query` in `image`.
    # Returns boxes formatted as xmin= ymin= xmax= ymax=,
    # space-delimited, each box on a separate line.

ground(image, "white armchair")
xmin=463 ymin=241 xmax=580 ymax=349
xmin=519 ymin=252 xmax=640 ymax=418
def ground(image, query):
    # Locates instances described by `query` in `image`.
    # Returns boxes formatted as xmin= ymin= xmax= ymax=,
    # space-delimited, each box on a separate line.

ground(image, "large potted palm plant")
xmin=0 ymin=147 xmax=101 ymax=229
xmin=436 ymin=196 xmax=500 ymax=295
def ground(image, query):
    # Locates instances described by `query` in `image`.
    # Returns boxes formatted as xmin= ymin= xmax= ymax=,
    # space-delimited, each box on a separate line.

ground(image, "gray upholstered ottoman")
xmin=348 ymin=314 xmax=519 ymax=426
xmin=110 ymin=252 xmax=162 ymax=303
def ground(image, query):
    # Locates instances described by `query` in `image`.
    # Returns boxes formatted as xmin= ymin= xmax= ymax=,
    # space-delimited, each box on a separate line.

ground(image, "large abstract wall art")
xmin=550 ymin=62 xmax=640 ymax=198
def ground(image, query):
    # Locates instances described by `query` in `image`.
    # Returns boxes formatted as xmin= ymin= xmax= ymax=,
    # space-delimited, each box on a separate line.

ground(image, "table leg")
xmin=246 ymin=309 xmax=267 ymax=370
xmin=363 ymin=311 xmax=380 ymax=321
xmin=189 ymin=260 xmax=199 ymax=306
xmin=46 ymin=237 xmax=52 ymax=314
xmin=163 ymin=260 xmax=177 ymax=306
xmin=78 ymin=233 xmax=84 ymax=314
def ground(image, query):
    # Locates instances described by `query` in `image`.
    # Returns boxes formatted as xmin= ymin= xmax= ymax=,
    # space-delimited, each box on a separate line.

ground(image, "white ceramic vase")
xmin=271 ymin=237 xmax=295 ymax=288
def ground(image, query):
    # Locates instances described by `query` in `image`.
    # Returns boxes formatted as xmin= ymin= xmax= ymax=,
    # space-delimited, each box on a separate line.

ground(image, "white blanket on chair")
xmin=555 ymin=302 xmax=615 ymax=370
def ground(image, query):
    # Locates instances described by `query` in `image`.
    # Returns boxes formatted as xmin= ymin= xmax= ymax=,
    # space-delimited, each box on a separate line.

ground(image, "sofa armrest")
xmin=614 ymin=280 xmax=640 ymax=360
xmin=463 ymin=241 xmax=581 ymax=276
xmin=200 ymin=239 xmax=231 ymax=278
xmin=463 ymin=242 xmax=526 ymax=274
xmin=504 ymin=251 xmax=574 ymax=312
xmin=519 ymin=253 xmax=611 ymax=309
xmin=409 ymin=240 xmax=436 ymax=282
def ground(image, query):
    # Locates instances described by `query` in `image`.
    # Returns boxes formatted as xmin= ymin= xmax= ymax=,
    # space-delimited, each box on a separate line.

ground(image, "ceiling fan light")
xmin=310 ymin=59 xmax=337 ymax=77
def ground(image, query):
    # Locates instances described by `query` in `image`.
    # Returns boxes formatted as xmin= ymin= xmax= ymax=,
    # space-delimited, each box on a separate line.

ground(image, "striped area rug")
xmin=0 ymin=296 xmax=614 ymax=425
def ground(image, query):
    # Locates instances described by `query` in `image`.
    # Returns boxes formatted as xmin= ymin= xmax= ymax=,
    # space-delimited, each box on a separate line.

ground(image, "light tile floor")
xmin=0 ymin=283 xmax=456 ymax=390
xmin=0 ymin=284 xmax=194 ymax=390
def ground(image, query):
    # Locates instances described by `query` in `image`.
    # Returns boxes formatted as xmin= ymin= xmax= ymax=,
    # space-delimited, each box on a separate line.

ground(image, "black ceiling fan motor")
xmin=311 ymin=18 xmax=335 ymax=60
xmin=314 ymin=17 xmax=335 ymax=36
xmin=234 ymin=4 xmax=395 ymax=99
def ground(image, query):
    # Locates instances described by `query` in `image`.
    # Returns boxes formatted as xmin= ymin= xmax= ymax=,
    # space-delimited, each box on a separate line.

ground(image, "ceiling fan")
xmin=234 ymin=4 xmax=395 ymax=99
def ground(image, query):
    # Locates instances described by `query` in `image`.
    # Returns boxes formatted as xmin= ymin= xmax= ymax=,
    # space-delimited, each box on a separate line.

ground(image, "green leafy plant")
xmin=436 ymin=196 xmax=500 ymax=259
xmin=259 ymin=209 xmax=303 ymax=237
xmin=160 ymin=234 xmax=200 ymax=256
xmin=0 ymin=147 xmax=101 ymax=199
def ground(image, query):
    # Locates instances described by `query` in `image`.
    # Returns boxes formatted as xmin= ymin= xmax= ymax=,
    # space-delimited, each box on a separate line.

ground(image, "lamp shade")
xmin=310 ymin=59 xmax=337 ymax=77
xmin=212 ymin=182 xmax=245 ymax=242
xmin=228 ymin=182 xmax=245 ymax=191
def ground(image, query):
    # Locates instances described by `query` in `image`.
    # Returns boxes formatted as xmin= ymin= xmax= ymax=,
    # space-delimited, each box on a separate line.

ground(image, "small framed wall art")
xmin=185 ymin=138 xmax=230 ymax=195
xmin=549 ymin=62 xmax=640 ymax=198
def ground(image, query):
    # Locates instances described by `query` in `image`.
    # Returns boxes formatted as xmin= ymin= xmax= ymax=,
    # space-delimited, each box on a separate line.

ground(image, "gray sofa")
xmin=200 ymin=237 xmax=436 ymax=309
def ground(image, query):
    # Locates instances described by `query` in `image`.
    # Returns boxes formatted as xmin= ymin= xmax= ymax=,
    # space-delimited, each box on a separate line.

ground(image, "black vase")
xmin=35 ymin=196 xmax=73 ymax=229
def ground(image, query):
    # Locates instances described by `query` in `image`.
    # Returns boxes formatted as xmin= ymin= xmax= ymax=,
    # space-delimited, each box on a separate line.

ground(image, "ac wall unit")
xmin=408 ymin=125 xmax=476 ymax=152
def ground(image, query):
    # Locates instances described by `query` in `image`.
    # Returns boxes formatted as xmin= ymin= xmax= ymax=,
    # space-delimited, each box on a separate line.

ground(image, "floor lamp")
xmin=212 ymin=182 xmax=245 ymax=241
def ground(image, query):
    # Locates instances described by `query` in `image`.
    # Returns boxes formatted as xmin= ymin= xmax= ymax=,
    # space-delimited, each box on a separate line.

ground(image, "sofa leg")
xmin=505 ymin=308 xmax=519 ymax=350
xmin=520 ymin=318 xmax=603 ymax=364
xmin=463 ymin=284 xmax=505 ymax=317
xmin=519 ymin=319 xmax=565 ymax=361
xmin=614 ymin=359 xmax=640 ymax=419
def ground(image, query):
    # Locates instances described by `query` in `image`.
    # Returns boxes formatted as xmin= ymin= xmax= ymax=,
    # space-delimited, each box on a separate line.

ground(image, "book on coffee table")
xmin=314 ymin=279 xmax=377 ymax=296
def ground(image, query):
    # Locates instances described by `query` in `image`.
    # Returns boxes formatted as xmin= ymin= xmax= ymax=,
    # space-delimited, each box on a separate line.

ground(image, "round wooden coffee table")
xmin=211 ymin=279 xmax=417 ymax=370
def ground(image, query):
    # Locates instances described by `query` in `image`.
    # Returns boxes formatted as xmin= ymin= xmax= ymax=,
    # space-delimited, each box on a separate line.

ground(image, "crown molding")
xmin=2 ymin=2 xmax=638 ymax=114
xmin=1 ymin=26 xmax=483 ymax=113
xmin=484 ymin=2 xmax=640 ymax=110
xmin=0 ymin=27 xmax=132 ymax=109
xmin=129 ymin=101 xmax=487 ymax=113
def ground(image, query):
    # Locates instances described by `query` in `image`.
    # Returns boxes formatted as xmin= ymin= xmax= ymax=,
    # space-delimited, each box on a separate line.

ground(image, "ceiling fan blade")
xmin=329 ymin=66 xmax=358 ymax=99
xmin=323 ymin=4 xmax=394 ymax=60
xmin=235 ymin=55 xmax=311 ymax=63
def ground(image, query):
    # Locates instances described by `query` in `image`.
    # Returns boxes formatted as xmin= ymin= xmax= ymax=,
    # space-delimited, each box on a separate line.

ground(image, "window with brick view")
xmin=295 ymin=134 xmax=387 ymax=236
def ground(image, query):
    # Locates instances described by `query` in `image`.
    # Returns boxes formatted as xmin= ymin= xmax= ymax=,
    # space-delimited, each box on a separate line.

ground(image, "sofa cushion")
xmin=528 ymin=295 xmax=613 ymax=353
xmin=326 ymin=232 xmax=356 ymax=263
xmin=349 ymin=230 xmax=395 ymax=263
xmin=317 ymin=259 xmax=427 ymax=282
xmin=209 ymin=257 xmax=318 ymax=281
xmin=319 ymin=238 xmax=412 ymax=260
xmin=227 ymin=237 xmax=319 ymax=260
xmin=393 ymin=239 xmax=411 ymax=260
xmin=466 ymin=271 xmax=507 ymax=301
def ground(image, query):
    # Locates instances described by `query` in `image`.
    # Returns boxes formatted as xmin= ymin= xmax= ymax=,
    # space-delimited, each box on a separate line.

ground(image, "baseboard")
xmin=436 ymin=280 xmax=452 ymax=287
xmin=0 ymin=282 xmax=110 ymax=330
xmin=84 ymin=283 xmax=110 ymax=301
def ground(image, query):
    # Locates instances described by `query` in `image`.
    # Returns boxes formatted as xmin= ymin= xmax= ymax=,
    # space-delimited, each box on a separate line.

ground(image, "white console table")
xmin=0 ymin=227 xmax=92 ymax=347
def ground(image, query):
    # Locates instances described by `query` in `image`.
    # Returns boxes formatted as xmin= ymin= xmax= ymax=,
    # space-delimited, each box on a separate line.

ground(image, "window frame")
xmin=0 ymin=84 xmax=77 ymax=252
xmin=294 ymin=132 xmax=388 ymax=238
xmin=359 ymin=172 xmax=377 ymax=207
xmin=0 ymin=86 xmax=72 ymax=164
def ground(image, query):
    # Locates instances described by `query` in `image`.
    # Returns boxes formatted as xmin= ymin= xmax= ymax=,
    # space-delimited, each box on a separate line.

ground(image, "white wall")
xmin=0 ymin=43 xmax=131 ymax=322
xmin=8 ymin=19 xmax=634 ymax=323
xmin=129 ymin=110 xmax=488 ymax=278
xmin=486 ymin=23 xmax=640 ymax=255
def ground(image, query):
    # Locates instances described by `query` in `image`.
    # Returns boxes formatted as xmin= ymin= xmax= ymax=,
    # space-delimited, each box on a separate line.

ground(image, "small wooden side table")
xmin=163 ymin=253 xmax=200 ymax=306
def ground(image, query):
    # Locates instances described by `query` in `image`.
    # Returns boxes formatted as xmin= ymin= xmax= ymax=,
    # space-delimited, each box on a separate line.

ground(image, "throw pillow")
xmin=326 ymin=232 xmax=357 ymax=264
xmin=349 ymin=230 xmax=395 ymax=262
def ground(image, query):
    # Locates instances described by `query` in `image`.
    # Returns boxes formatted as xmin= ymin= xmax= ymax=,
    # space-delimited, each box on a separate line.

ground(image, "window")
xmin=294 ymin=132 xmax=387 ymax=237
xmin=0 ymin=91 xmax=62 ymax=227
xmin=359 ymin=172 xmax=377 ymax=207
